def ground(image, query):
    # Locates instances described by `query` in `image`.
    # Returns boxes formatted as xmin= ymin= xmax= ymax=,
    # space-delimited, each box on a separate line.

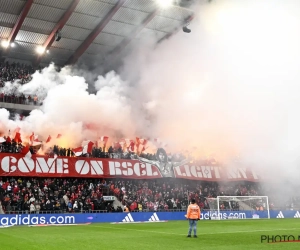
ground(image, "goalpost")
xmin=205 ymin=196 xmax=270 ymax=220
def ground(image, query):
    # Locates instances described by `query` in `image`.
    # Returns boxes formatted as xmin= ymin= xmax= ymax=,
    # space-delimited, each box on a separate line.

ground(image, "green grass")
xmin=1 ymin=219 xmax=300 ymax=250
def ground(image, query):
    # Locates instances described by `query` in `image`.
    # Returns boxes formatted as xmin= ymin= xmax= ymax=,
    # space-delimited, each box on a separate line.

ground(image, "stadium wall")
xmin=0 ymin=210 xmax=299 ymax=226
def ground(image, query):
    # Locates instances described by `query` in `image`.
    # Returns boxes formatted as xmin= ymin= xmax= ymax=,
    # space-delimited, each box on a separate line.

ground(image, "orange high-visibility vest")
xmin=186 ymin=204 xmax=201 ymax=219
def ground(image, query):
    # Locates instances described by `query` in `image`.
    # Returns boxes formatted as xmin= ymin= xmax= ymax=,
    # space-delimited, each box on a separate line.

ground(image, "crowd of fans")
xmin=0 ymin=61 xmax=41 ymax=105
xmin=0 ymin=136 xmax=191 ymax=164
xmin=0 ymin=61 xmax=34 ymax=85
xmin=1 ymin=135 xmax=215 ymax=169
xmin=47 ymin=145 xmax=135 ymax=159
xmin=0 ymin=176 xmax=266 ymax=214
xmin=0 ymin=139 xmax=24 ymax=154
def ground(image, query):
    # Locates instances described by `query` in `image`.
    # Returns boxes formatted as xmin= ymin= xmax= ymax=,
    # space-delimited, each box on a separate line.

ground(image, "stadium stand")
xmin=0 ymin=61 xmax=41 ymax=106
xmin=0 ymin=61 xmax=34 ymax=85
xmin=0 ymin=176 xmax=262 ymax=214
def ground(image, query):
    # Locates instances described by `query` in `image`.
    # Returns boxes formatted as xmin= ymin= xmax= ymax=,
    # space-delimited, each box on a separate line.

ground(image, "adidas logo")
xmin=294 ymin=211 xmax=300 ymax=218
xmin=276 ymin=211 xmax=284 ymax=218
xmin=122 ymin=213 xmax=134 ymax=222
xmin=149 ymin=213 xmax=160 ymax=222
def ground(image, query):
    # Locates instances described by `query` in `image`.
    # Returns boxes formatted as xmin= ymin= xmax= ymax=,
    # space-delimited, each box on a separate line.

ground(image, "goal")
xmin=205 ymin=196 xmax=270 ymax=219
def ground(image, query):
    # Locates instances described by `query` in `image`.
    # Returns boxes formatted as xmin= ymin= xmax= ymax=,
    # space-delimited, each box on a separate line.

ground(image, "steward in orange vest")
xmin=185 ymin=199 xmax=200 ymax=238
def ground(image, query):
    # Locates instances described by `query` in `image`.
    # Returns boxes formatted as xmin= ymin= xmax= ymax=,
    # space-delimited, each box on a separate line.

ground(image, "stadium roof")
xmin=0 ymin=0 xmax=194 ymax=67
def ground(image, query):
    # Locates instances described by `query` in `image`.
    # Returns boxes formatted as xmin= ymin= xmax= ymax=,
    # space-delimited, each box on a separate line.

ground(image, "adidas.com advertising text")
xmin=0 ymin=214 xmax=75 ymax=226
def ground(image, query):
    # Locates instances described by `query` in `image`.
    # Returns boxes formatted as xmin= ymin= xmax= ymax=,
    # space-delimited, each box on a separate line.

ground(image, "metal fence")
xmin=3 ymin=207 xmax=297 ymax=215
xmin=3 ymin=209 xmax=187 ymax=215
xmin=0 ymin=95 xmax=41 ymax=105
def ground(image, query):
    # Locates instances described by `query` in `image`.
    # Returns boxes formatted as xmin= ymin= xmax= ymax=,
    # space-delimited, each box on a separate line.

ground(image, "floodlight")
xmin=1 ymin=40 xmax=9 ymax=48
xmin=10 ymin=42 xmax=15 ymax=48
xmin=156 ymin=0 xmax=173 ymax=8
xmin=36 ymin=46 xmax=45 ymax=54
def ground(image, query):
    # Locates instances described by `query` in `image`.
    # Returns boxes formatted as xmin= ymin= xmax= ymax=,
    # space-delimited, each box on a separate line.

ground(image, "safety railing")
xmin=0 ymin=95 xmax=41 ymax=105
xmin=4 ymin=207 xmax=297 ymax=215
xmin=3 ymin=209 xmax=189 ymax=215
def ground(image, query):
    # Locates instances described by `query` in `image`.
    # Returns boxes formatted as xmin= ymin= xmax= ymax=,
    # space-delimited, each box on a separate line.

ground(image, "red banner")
xmin=0 ymin=153 xmax=261 ymax=182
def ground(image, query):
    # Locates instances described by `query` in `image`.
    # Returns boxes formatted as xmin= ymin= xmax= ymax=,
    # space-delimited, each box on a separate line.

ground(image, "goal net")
xmin=205 ymin=196 xmax=270 ymax=220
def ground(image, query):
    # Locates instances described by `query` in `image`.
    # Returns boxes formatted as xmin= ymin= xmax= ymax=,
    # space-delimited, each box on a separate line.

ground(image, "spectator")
xmin=73 ymin=201 xmax=79 ymax=212
xmin=0 ymin=201 xmax=4 ymax=214
xmin=33 ymin=95 xmax=38 ymax=105
xmin=30 ymin=202 xmax=36 ymax=214
xmin=35 ymin=202 xmax=41 ymax=213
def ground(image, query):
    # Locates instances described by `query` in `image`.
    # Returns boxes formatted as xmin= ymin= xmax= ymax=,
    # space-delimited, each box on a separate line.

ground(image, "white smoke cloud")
xmin=119 ymin=0 xmax=300 ymax=180
xmin=0 ymin=0 xmax=300 ymax=185
xmin=1 ymin=68 xmax=141 ymax=148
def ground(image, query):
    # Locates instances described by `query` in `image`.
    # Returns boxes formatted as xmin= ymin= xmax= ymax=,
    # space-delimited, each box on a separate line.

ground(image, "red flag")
xmin=140 ymin=139 xmax=148 ymax=152
xmin=87 ymin=141 xmax=94 ymax=154
xmin=32 ymin=137 xmax=42 ymax=146
xmin=100 ymin=136 xmax=109 ymax=143
xmin=14 ymin=132 xmax=22 ymax=143
xmin=129 ymin=140 xmax=135 ymax=152
xmin=100 ymin=136 xmax=108 ymax=141
xmin=73 ymin=147 xmax=83 ymax=157
xmin=21 ymin=145 xmax=32 ymax=159
xmin=46 ymin=135 xmax=51 ymax=143
xmin=100 ymin=136 xmax=109 ymax=148
xmin=136 ymin=137 xmax=140 ymax=146
xmin=6 ymin=136 xmax=11 ymax=143
xmin=56 ymin=134 xmax=62 ymax=139
xmin=83 ymin=141 xmax=94 ymax=154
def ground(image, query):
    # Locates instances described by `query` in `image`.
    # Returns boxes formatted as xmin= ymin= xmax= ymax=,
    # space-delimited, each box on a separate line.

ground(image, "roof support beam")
xmin=112 ymin=10 xmax=159 ymax=55
xmin=6 ymin=0 xmax=34 ymax=45
xmin=35 ymin=0 xmax=80 ymax=65
xmin=66 ymin=0 xmax=126 ymax=65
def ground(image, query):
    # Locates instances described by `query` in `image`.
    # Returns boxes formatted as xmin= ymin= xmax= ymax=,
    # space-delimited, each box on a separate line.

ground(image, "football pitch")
xmin=0 ymin=219 xmax=300 ymax=250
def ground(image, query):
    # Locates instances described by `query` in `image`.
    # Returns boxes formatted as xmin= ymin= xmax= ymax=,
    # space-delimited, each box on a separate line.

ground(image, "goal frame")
xmin=208 ymin=196 xmax=270 ymax=219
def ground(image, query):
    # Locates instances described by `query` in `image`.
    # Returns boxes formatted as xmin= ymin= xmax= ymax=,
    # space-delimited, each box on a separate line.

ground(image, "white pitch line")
xmin=94 ymin=225 xmax=184 ymax=236
xmin=93 ymin=225 xmax=300 ymax=236
xmin=0 ymin=225 xmax=14 ymax=229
